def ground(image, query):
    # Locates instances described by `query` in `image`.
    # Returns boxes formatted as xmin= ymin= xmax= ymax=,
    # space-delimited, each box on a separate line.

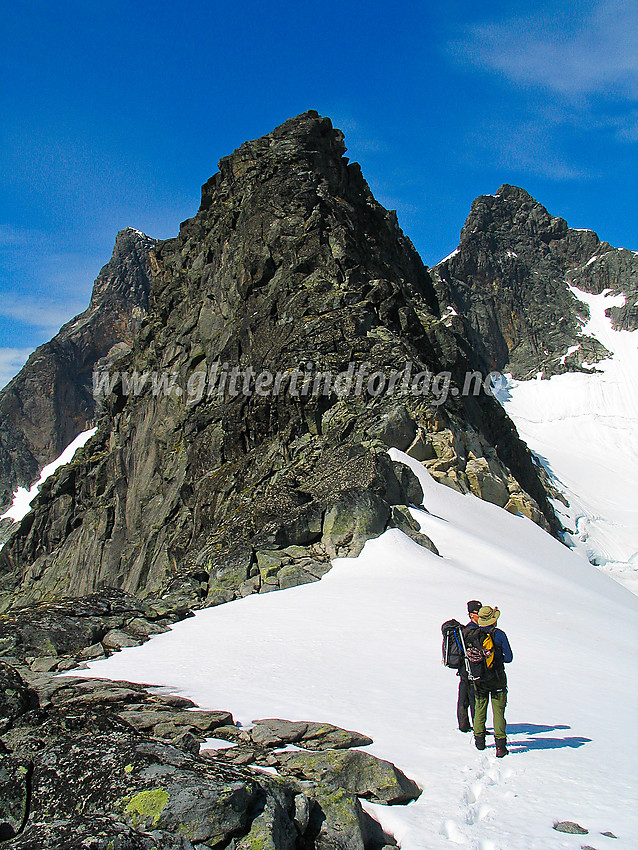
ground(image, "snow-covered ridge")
xmin=438 ymin=247 xmax=459 ymax=264
xmin=1 ymin=428 xmax=97 ymax=524
xmin=72 ymin=452 xmax=638 ymax=849
xmin=493 ymin=287 xmax=638 ymax=593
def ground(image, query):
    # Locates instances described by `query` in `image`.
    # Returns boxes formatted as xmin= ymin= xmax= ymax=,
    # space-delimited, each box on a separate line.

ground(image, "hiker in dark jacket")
xmin=457 ymin=600 xmax=481 ymax=732
xmin=472 ymin=605 xmax=513 ymax=758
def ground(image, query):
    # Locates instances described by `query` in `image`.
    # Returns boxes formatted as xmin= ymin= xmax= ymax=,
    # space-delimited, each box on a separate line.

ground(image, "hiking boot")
xmin=474 ymin=734 xmax=486 ymax=750
xmin=495 ymin=738 xmax=509 ymax=758
xmin=458 ymin=723 xmax=472 ymax=733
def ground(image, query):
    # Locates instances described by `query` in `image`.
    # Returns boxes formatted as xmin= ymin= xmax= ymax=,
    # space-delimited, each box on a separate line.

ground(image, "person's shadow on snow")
xmin=505 ymin=723 xmax=591 ymax=753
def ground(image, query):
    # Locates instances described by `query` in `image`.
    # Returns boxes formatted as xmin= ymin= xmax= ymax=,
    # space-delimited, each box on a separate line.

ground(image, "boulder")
xmin=102 ymin=630 xmax=145 ymax=650
xmin=250 ymin=719 xmax=309 ymax=747
xmin=391 ymin=461 xmax=424 ymax=507
xmin=277 ymin=564 xmax=320 ymax=589
xmin=553 ymin=821 xmax=588 ymax=835
xmin=388 ymin=506 xmax=439 ymax=554
xmin=464 ymin=457 xmax=510 ymax=508
xmin=120 ymin=708 xmax=232 ymax=738
xmin=305 ymin=784 xmax=395 ymax=850
xmin=367 ymin=405 xmax=417 ymax=452
xmin=275 ymin=748 xmax=421 ymax=805
xmin=249 ymin=719 xmax=373 ymax=751
xmin=235 ymin=780 xmax=298 ymax=850
xmin=322 ymin=490 xmax=390 ymax=558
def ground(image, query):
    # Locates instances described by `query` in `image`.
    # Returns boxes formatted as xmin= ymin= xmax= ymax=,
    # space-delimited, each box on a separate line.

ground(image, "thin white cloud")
xmin=0 ymin=224 xmax=43 ymax=249
xmin=479 ymin=120 xmax=593 ymax=181
xmin=0 ymin=348 xmax=34 ymax=390
xmin=450 ymin=1 xmax=638 ymax=100
xmin=0 ymin=297 xmax=84 ymax=335
xmin=0 ymin=224 xmax=98 ymax=338
xmin=328 ymin=115 xmax=389 ymax=154
xmin=446 ymin=1 xmax=636 ymax=180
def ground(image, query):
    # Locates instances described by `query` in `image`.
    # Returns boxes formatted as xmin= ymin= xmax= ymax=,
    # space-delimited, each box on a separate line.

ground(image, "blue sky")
xmin=1 ymin=0 xmax=636 ymax=387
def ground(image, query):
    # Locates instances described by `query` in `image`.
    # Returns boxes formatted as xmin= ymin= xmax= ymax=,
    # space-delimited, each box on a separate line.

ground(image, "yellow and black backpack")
xmin=462 ymin=626 xmax=497 ymax=683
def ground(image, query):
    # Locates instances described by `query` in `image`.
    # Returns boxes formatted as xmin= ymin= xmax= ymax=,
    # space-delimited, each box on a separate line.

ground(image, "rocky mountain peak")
xmin=0 ymin=228 xmax=156 ymax=511
xmin=460 ymin=184 xmax=569 ymax=247
xmin=433 ymin=186 xmax=637 ymax=378
xmin=89 ymin=227 xmax=157 ymax=310
xmin=0 ymin=112 xmax=557 ymax=612
xmin=200 ymin=110 xmax=347 ymax=214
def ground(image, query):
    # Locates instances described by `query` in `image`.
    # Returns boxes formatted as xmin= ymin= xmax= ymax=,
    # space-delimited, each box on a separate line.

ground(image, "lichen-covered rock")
xmin=0 ymin=663 xmax=37 ymax=732
xmin=367 ymin=404 xmax=417 ymax=452
xmin=321 ymin=489 xmax=391 ymax=558
xmin=1 ymin=815 xmax=197 ymax=849
xmin=4 ymin=710 xmax=259 ymax=846
xmin=0 ymin=752 xmax=31 ymax=840
xmin=249 ymin=719 xmax=373 ymax=751
xmin=0 ymin=670 xmax=404 ymax=849
xmin=275 ymin=748 xmax=421 ymax=805
xmin=305 ymin=784 xmax=396 ymax=850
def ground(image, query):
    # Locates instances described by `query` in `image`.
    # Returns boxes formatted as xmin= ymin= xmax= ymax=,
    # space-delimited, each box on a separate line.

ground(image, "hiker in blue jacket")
xmin=472 ymin=605 xmax=513 ymax=757
xmin=457 ymin=600 xmax=481 ymax=732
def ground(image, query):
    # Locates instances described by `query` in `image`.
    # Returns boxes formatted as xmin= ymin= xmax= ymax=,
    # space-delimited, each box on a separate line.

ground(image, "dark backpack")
xmin=462 ymin=626 xmax=498 ymax=683
xmin=441 ymin=619 xmax=465 ymax=669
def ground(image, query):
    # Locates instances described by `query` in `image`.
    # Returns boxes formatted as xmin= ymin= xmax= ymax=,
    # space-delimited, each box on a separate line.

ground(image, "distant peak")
xmin=269 ymin=109 xmax=343 ymax=146
xmin=493 ymin=184 xmax=535 ymax=202
xmin=114 ymin=227 xmax=156 ymax=248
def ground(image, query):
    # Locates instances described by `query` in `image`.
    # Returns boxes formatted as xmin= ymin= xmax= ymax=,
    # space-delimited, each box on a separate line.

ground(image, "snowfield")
xmin=1 ymin=427 xmax=97 ymax=523
xmin=74 ymin=452 xmax=638 ymax=850
xmin=494 ymin=288 xmax=638 ymax=594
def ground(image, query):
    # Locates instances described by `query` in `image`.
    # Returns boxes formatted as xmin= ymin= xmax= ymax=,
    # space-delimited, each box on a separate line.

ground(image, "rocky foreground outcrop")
xmin=0 ymin=112 xmax=558 ymax=612
xmin=0 ymin=661 xmax=417 ymax=849
xmin=432 ymin=184 xmax=638 ymax=378
xmin=0 ymin=228 xmax=156 ymax=510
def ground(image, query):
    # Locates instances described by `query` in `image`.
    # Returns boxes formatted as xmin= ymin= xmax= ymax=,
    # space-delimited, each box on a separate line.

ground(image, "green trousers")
xmin=473 ymin=688 xmax=507 ymax=739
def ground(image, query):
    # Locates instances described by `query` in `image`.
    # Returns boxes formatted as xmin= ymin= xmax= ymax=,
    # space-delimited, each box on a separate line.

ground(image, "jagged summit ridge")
xmin=200 ymin=110 xmax=347 ymax=213
xmin=432 ymin=185 xmax=638 ymax=378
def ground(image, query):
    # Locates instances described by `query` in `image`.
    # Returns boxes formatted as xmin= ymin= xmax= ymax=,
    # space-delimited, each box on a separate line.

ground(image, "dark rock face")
xmin=0 ymin=228 xmax=156 ymax=509
xmin=432 ymin=184 xmax=638 ymax=378
xmin=0 ymin=113 xmax=559 ymax=612
xmin=0 ymin=663 xmax=405 ymax=849
xmin=0 ymin=589 xmax=181 ymax=664
xmin=0 ymin=662 xmax=37 ymax=732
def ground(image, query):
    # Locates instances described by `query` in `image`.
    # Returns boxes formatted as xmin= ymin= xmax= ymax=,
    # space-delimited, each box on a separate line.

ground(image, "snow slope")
xmin=493 ymin=288 xmax=638 ymax=594
xmin=1 ymin=427 xmax=97 ymax=523
xmin=75 ymin=451 xmax=638 ymax=850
